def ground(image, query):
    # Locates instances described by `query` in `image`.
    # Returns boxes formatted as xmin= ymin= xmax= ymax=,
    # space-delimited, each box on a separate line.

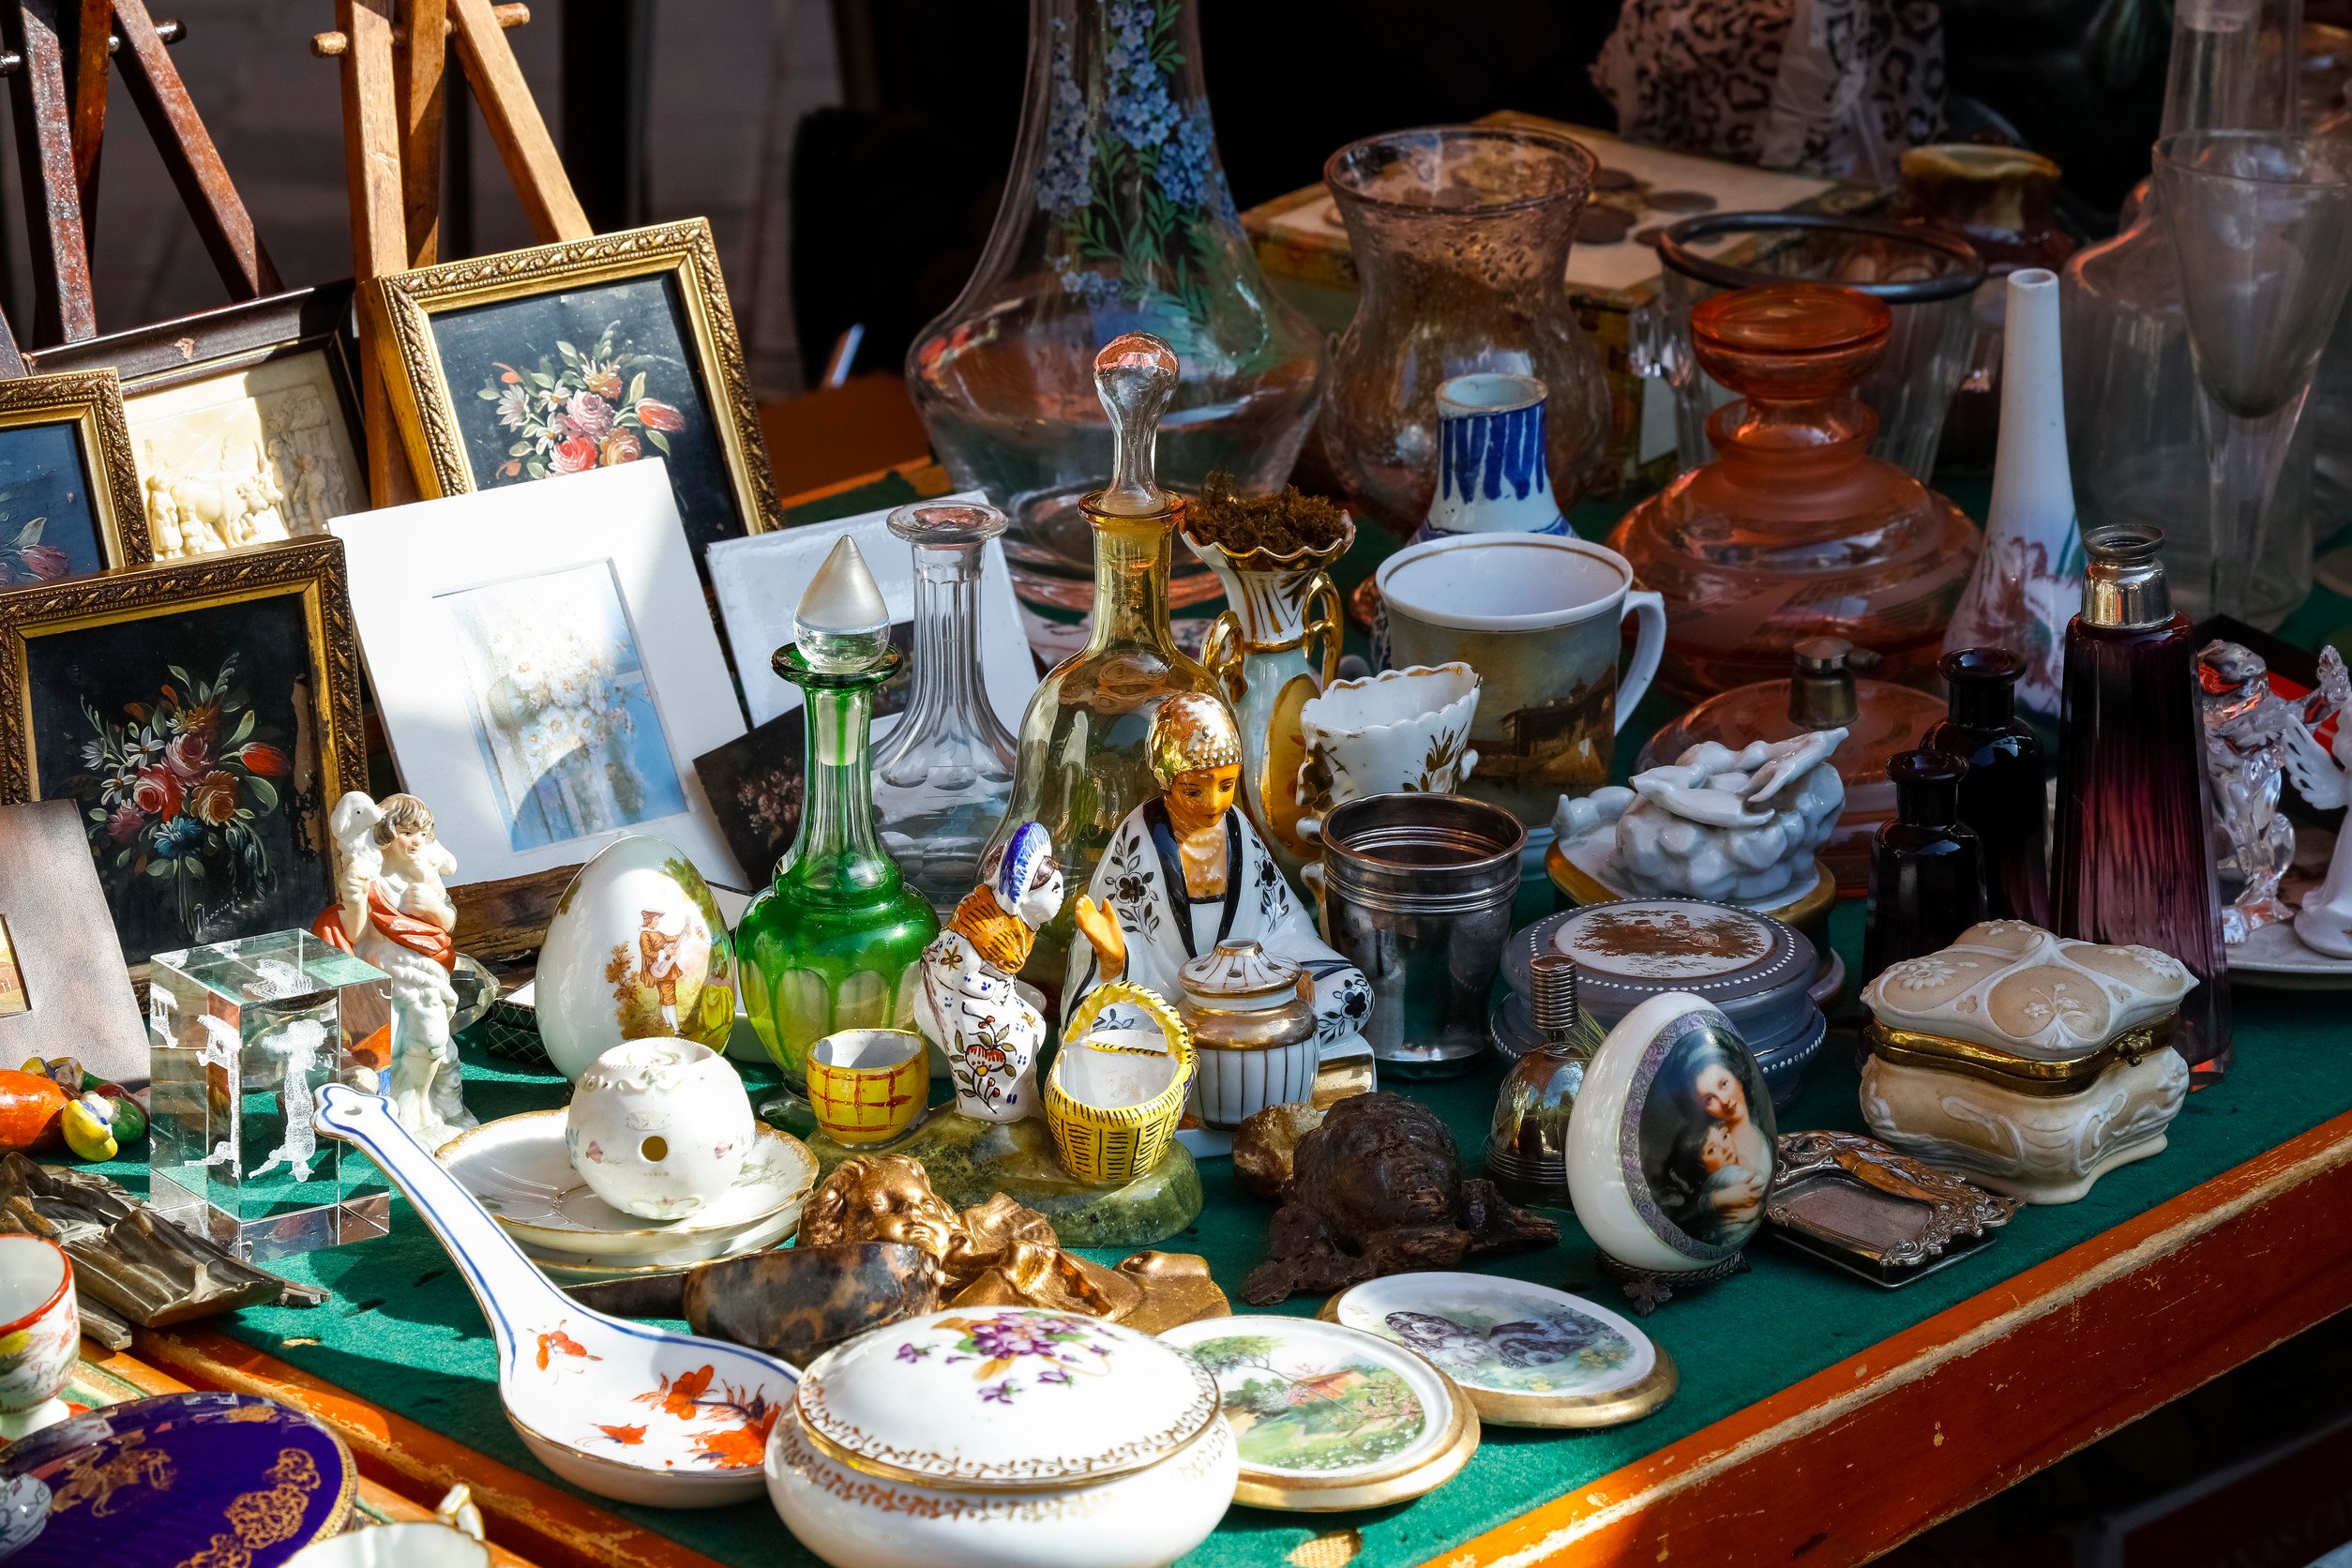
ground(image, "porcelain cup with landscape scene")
xmin=1376 ymin=534 xmax=1665 ymax=836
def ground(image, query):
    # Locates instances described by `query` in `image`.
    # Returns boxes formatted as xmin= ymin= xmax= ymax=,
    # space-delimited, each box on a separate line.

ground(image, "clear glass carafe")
xmin=983 ymin=334 xmax=1233 ymax=998
xmin=1319 ymin=124 xmax=1609 ymax=536
xmin=2064 ymin=0 xmax=2312 ymax=627
xmin=872 ymin=502 xmax=1021 ymax=918
xmin=1610 ymin=284 xmax=1980 ymax=696
xmin=905 ymin=0 xmax=1326 ymax=612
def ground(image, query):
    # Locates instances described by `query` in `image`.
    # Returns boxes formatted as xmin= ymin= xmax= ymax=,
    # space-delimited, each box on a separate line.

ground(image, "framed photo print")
xmin=331 ymin=460 xmax=752 ymax=889
xmin=0 ymin=536 xmax=365 ymax=975
xmin=0 ymin=799 xmax=148 ymax=1083
xmin=0 ymin=369 xmax=153 ymax=586
xmin=29 ymin=284 xmax=367 ymax=562
xmin=369 ymin=219 xmax=782 ymax=566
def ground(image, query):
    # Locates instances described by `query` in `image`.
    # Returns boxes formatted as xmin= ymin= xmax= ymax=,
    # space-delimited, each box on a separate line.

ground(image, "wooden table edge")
xmin=129 ymin=1325 xmax=729 ymax=1568
xmin=1430 ymin=1105 xmax=2352 ymax=1568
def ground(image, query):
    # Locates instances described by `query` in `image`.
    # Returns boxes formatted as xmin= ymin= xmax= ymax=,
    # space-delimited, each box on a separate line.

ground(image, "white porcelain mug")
xmin=1294 ymin=662 xmax=1482 ymax=846
xmin=1376 ymin=534 xmax=1666 ymax=832
xmin=0 ymin=1235 xmax=76 ymax=1440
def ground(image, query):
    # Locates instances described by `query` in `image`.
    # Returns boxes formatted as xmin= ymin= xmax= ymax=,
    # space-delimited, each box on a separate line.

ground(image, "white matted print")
xmin=124 ymin=349 xmax=363 ymax=558
xmin=706 ymin=490 xmax=1036 ymax=731
xmin=331 ymin=460 xmax=748 ymax=887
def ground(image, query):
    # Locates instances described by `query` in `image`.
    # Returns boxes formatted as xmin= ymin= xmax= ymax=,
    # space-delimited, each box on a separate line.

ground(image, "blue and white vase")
xmin=1419 ymin=372 xmax=1572 ymax=539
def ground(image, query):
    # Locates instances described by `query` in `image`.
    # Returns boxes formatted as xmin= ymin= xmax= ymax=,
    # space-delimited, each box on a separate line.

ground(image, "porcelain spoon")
xmin=316 ymin=1085 xmax=796 ymax=1507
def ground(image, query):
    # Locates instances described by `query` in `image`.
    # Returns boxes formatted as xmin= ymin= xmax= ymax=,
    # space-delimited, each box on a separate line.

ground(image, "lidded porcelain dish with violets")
xmin=765 ymin=1305 xmax=1238 ymax=1568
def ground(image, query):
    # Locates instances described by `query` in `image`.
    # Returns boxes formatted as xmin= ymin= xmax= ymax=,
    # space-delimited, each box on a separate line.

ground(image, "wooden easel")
xmin=0 ymin=0 xmax=279 ymax=355
xmin=314 ymin=0 xmax=590 ymax=506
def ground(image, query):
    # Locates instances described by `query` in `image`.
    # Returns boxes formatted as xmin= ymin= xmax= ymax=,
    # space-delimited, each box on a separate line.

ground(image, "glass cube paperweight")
xmin=146 ymin=929 xmax=397 ymax=1262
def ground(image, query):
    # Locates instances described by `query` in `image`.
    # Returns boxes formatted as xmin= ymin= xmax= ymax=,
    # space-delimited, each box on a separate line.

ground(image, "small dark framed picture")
xmin=0 ymin=369 xmax=154 ymax=586
xmin=0 ymin=537 xmax=365 ymax=975
xmin=369 ymin=219 xmax=782 ymax=567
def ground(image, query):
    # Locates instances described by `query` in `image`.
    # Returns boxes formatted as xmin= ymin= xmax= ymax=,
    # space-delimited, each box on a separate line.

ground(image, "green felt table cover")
xmin=96 ymin=472 xmax=2352 ymax=1567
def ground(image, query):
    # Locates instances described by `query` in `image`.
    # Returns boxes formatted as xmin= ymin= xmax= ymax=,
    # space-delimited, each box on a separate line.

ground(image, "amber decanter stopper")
xmin=1610 ymin=283 xmax=1980 ymax=695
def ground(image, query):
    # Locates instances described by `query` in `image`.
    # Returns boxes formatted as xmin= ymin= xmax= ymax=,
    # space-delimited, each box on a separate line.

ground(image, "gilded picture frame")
xmin=0 ymin=536 xmax=365 ymax=973
xmin=0 ymin=369 xmax=154 ymax=582
xmin=369 ymin=219 xmax=783 ymax=564
xmin=30 ymin=284 xmax=368 ymax=563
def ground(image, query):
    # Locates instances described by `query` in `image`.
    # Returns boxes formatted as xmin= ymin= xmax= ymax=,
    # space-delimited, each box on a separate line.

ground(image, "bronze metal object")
xmin=1764 ymin=1129 xmax=2021 ymax=1287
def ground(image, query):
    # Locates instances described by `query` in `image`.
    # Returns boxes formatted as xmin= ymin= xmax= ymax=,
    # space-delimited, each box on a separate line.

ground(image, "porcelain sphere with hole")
xmin=564 ymin=1038 xmax=754 ymax=1219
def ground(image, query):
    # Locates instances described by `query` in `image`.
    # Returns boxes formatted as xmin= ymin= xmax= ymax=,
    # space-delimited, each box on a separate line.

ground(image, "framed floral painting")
xmin=0 ymin=369 xmax=154 ymax=586
xmin=0 ymin=537 xmax=364 ymax=973
xmin=29 ymin=285 xmax=366 ymax=562
xmin=369 ymin=220 xmax=781 ymax=567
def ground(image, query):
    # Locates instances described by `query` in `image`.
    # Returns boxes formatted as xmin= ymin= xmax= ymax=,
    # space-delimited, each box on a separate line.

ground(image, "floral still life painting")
xmin=432 ymin=274 xmax=747 ymax=560
xmin=0 ymin=418 xmax=116 ymax=582
xmin=439 ymin=560 xmax=688 ymax=854
xmin=29 ymin=596 xmax=329 ymax=967
xmin=1183 ymin=1334 xmax=1427 ymax=1473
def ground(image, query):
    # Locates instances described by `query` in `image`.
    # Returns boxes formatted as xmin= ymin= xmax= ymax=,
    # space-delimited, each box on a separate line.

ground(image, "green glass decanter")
xmin=736 ymin=536 xmax=940 ymax=1114
xmin=983 ymin=332 xmax=1232 ymax=998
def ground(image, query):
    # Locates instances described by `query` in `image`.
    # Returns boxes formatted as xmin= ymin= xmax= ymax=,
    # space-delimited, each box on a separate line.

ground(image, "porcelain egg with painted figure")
xmin=535 ymin=835 xmax=739 ymax=1082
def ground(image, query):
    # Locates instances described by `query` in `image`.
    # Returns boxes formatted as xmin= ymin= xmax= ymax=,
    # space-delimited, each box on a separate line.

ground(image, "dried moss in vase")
xmin=1188 ymin=470 xmax=1349 ymax=557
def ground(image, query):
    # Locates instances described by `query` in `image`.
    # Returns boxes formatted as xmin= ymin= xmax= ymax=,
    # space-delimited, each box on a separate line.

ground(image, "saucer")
xmin=441 ymin=1110 xmax=816 ymax=1267
xmin=2226 ymin=919 xmax=2352 ymax=990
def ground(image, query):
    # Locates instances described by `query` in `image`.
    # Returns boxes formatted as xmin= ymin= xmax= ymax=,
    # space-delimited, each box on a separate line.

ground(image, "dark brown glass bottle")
xmin=1863 ymin=750 xmax=1988 ymax=984
xmin=1924 ymin=647 xmax=2050 ymax=927
xmin=2052 ymin=525 xmax=2230 ymax=1078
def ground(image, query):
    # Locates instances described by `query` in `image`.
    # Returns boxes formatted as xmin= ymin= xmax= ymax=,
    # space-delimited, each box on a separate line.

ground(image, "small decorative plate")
xmin=2226 ymin=919 xmax=2352 ymax=990
xmin=0 ymin=1393 xmax=353 ymax=1565
xmin=792 ymin=1307 xmax=1220 ymax=1490
xmin=441 ymin=1109 xmax=815 ymax=1267
xmin=1158 ymin=1315 xmax=1478 ymax=1511
xmin=1319 ymin=1272 xmax=1674 ymax=1428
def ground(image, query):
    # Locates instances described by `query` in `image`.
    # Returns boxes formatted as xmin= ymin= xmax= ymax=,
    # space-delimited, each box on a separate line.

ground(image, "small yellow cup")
xmin=807 ymin=1028 xmax=930 ymax=1146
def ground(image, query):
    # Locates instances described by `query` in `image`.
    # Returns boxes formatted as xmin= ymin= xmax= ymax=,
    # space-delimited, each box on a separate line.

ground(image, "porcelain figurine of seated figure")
xmin=1065 ymin=692 xmax=1373 ymax=1063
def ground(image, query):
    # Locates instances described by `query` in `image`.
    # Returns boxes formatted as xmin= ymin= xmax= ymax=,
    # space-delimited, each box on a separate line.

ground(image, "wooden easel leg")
xmin=61 ymin=0 xmax=103 ymax=249
xmin=111 ymin=0 xmax=281 ymax=299
xmin=3 ymin=0 xmax=98 ymax=344
xmin=447 ymin=0 xmax=588 ymax=243
xmin=336 ymin=0 xmax=416 ymax=507
xmin=393 ymin=0 xmax=444 ymax=268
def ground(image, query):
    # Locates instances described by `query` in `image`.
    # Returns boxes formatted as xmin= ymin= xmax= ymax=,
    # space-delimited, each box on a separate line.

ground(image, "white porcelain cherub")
xmin=312 ymin=792 xmax=471 ymax=1147
xmin=2203 ymin=644 xmax=2352 ymax=957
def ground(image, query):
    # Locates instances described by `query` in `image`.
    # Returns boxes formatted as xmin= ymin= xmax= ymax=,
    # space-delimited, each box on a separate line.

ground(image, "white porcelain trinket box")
xmin=764 ymin=1306 xmax=1237 ymax=1568
xmin=1859 ymin=921 xmax=2195 ymax=1203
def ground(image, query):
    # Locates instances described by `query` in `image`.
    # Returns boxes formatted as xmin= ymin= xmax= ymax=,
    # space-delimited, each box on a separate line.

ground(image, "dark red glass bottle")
xmin=1924 ymin=647 xmax=2050 ymax=927
xmin=1863 ymin=749 xmax=1988 ymax=984
xmin=2051 ymin=525 xmax=2230 ymax=1078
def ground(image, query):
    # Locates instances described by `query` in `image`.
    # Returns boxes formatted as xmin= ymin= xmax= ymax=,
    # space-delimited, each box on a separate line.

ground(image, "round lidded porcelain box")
xmin=1496 ymin=898 xmax=1827 ymax=1107
xmin=765 ymin=1306 xmax=1238 ymax=1568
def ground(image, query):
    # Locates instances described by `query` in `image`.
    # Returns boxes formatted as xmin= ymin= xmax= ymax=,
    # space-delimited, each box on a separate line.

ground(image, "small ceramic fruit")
xmin=765 ymin=1306 xmax=1237 ymax=1568
xmin=0 ymin=1236 xmax=76 ymax=1440
xmin=537 ymin=836 xmax=738 ymax=1081
xmin=565 ymin=1039 xmax=755 ymax=1220
xmin=0 ymin=1070 xmax=66 ymax=1153
xmin=61 ymin=1094 xmax=116 ymax=1160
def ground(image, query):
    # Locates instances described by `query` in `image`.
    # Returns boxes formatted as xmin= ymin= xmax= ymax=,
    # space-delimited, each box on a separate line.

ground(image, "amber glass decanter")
xmin=1611 ymin=283 xmax=1980 ymax=695
xmin=982 ymin=333 xmax=1232 ymax=997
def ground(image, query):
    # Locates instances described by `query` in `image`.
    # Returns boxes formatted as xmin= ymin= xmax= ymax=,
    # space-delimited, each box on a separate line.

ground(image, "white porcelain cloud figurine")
xmin=1552 ymin=730 xmax=1846 ymax=905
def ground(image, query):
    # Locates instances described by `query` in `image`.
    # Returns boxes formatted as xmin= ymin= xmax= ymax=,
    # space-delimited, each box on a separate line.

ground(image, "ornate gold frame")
xmin=0 ymin=535 xmax=365 ymax=906
xmin=368 ymin=219 xmax=783 ymax=536
xmin=0 ymin=368 xmax=154 ymax=572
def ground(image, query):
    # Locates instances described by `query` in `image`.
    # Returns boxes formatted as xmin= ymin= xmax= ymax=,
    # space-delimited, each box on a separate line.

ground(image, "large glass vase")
xmin=1319 ymin=124 xmax=1610 ymax=536
xmin=906 ymin=0 xmax=1326 ymax=612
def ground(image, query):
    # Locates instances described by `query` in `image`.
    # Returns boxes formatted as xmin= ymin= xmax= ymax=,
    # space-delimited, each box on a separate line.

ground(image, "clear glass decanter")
xmin=905 ymin=0 xmax=1325 ymax=612
xmin=982 ymin=332 xmax=1232 ymax=998
xmin=736 ymin=539 xmax=941 ymax=1107
xmin=872 ymin=502 xmax=1021 ymax=919
xmin=2064 ymin=0 xmax=2312 ymax=627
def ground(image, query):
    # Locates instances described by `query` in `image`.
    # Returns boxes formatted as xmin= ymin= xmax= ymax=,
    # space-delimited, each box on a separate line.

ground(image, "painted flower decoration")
xmin=0 ymin=515 xmax=72 ymax=585
xmin=479 ymin=323 xmax=685 ymax=482
xmin=68 ymin=652 xmax=293 ymax=944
